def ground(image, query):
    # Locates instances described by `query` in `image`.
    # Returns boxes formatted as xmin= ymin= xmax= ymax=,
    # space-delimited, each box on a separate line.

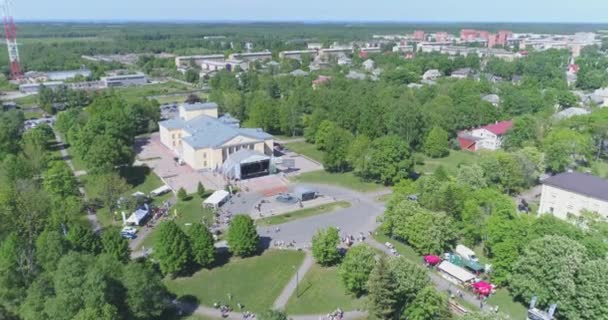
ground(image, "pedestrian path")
xmin=273 ymin=251 xmax=315 ymax=309
xmin=53 ymin=130 xmax=101 ymax=232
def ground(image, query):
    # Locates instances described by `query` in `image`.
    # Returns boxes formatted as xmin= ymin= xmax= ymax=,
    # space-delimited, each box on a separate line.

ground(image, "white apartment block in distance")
xmin=539 ymin=172 xmax=608 ymax=220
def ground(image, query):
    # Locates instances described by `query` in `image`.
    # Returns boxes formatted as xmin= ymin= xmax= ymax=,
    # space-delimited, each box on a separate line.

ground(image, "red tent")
xmin=472 ymin=281 xmax=492 ymax=296
xmin=423 ymin=255 xmax=442 ymax=266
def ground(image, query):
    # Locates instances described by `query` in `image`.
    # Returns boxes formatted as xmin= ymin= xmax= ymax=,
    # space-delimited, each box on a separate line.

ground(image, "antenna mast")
xmin=2 ymin=0 xmax=21 ymax=80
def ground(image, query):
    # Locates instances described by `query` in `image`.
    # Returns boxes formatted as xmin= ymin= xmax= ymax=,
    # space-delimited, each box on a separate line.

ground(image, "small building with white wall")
xmin=539 ymin=172 xmax=608 ymax=220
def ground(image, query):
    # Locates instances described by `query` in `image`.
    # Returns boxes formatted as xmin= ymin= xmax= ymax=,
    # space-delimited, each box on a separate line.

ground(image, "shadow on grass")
xmin=120 ymin=165 xmax=152 ymax=188
xmin=161 ymin=294 xmax=200 ymax=320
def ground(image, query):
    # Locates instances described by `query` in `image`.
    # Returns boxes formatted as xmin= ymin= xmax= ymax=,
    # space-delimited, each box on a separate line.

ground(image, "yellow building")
xmin=159 ymin=102 xmax=274 ymax=173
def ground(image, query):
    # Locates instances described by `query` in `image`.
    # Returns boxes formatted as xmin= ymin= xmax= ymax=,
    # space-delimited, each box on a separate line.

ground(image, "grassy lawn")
xmin=373 ymin=233 xmax=422 ymax=262
xmin=149 ymin=93 xmax=207 ymax=105
xmin=256 ymin=201 xmax=351 ymax=226
xmin=292 ymin=170 xmax=385 ymax=193
xmin=14 ymin=94 xmax=39 ymax=108
xmin=285 ymin=264 xmax=364 ymax=315
xmin=115 ymin=81 xmax=195 ymax=103
xmin=165 ymin=250 xmax=305 ymax=314
xmin=415 ymin=150 xmax=480 ymax=176
xmin=488 ymin=288 xmax=528 ymax=319
xmin=137 ymin=194 xmax=214 ymax=250
xmin=285 ymin=141 xmax=325 ymax=163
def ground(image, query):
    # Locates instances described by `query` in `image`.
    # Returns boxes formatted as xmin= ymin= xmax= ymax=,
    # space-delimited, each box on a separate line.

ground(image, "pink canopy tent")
xmin=472 ymin=281 xmax=492 ymax=296
xmin=423 ymin=255 xmax=442 ymax=266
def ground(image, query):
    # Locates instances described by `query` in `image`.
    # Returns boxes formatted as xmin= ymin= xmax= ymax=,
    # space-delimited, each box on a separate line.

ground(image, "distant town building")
xmin=413 ymin=30 xmax=426 ymax=41
xmin=458 ymin=120 xmax=513 ymax=151
xmin=422 ymin=69 xmax=442 ymax=81
xmin=539 ymin=172 xmax=608 ymax=220
xmin=228 ymin=51 xmax=273 ymax=62
xmin=554 ymin=107 xmax=590 ymax=120
xmin=175 ymin=54 xmax=225 ymax=67
xmin=101 ymin=73 xmax=148 ymax=87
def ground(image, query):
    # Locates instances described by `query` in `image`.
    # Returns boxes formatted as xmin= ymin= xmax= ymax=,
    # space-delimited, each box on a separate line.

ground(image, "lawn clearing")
xmin=285 ymin=264 xmax=364 ymax=314
xmin=415 ymin=150 xmax=480 ymax=176
xmin=487 ymin=288 xmax=528 ymax=320
xmin=291 ymin=171 xmax=385 ymax=193
xmin=115 ymin=81 xmax=196 ymax=103
xmin=165 ymin=250 xmax=305 ymax=314
xmin=137 ymin=194 xmax=214 ymax=250
xmin=372 ymin=233 xmax=421 ymax=262
xmin=256 ymin=201 xmax=351 ymax=226
xmin=285 ymin=141 xmax=325 ymax=163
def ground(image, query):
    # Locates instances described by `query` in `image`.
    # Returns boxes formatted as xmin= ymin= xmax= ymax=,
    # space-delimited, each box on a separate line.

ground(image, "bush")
xmin=177 ymin=187 xmax=188 ymax=201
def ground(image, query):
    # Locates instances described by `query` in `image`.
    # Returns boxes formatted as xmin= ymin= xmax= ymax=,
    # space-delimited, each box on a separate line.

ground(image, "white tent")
xmin=438 ymin=261 xmax=476 ymax=285
xmin=126 ymin=204 xmax=150 ymax=226
xmin=203 ymin=190 xmax=230 ymax=209
xmin=150 ymin=185 xmax=172 ymax=197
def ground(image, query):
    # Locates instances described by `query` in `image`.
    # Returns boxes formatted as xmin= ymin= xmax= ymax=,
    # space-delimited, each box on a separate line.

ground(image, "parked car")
xmin=122 ymin=226 xmax=138 ymax=234
xmin=121 ymin=232 xmax=137 ymax=239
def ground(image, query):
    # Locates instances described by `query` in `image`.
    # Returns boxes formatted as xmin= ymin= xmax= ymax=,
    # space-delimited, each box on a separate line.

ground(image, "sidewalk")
xmin=273 ymin=251 xmax=315 ymax=309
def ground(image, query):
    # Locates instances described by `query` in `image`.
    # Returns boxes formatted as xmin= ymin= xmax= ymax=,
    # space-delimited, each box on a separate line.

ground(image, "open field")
xmin=256 ymin=201 xmax=351 ymax=226
xmin=291 ymin=170 xmax=385 ymax=193
xmin=165 ymin=250 xmax=305 ymax=314
xmin=415 ymin=150 xmax=480 ymax=176
xmin=137 ymin=193 xmax=214 ymax=250
xmin=285 ymin=264 xmax=364 ymax=314
xmin=285 ymin=141 xmax=325 ymax=163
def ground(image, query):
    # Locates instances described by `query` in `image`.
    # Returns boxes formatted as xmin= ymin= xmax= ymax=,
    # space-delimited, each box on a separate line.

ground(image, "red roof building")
xmin=458 ymin=120 xmax=513 ymax=152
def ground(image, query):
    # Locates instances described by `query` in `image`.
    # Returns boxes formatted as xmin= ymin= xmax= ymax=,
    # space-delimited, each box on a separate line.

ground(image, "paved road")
xmin=53 ymin=130 xmax=101 ymax=232
xmin=273 ymin=251 xmax=314 ymax=309
xmin=255 ymin=184 xmax=385 ymax=248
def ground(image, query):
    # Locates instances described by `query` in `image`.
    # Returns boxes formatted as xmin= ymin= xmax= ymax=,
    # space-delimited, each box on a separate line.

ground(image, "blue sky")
xmin=14 ymin=0 xmax=608 ymax=22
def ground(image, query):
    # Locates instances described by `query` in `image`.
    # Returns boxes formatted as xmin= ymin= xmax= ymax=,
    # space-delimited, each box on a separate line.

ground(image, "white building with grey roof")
xmin=158 ymin=102 xmax=273 ymax=172
xmin=539 ymin=172 xmax=608 ymax=220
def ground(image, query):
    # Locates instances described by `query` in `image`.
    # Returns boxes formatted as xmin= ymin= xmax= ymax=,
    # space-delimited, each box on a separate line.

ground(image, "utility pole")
xmin=2 ymin=0 xmax=22 ymax=80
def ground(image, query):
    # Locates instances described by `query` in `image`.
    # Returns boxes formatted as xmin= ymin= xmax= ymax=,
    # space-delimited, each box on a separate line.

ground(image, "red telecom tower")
xmin=2 ymin=0 xmax=21 ymax=80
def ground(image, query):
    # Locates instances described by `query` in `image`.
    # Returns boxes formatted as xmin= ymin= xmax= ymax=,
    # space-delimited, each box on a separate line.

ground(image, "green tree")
xmin=226 ymin=215 xmax=259 ymax=257
xmin=187 ymin=223 xmax=216 ymax=268
xmin=43 ymin=161 xmax=79 ymax=198
xmin=66 ymin=224 xmax=101 ymax=254
xmin=456 ymin=164 xmax=487 ymax=189
xmin=314 ymin=120 xmax=336 ymax=150
xmin=155 ymin=221 xmax=192 ymax=276
xmin=311 ymin=227 xmax=341 ymax=266
xmin=366 ymin=256 xmax=398 ymax=320
xmin=356 ymin=135 xmax=413 ymax=185
xmin=19 ymin=274 xmax=53 ymax=320
xmin=177 ymin=187 xmax=188 ymax=201
xmin=423 ymin=127 xmax=449 ymax=158
xmin=0 ymin=234 xmax=28 ymax=316
xmin=258 ymin=309 xmax=288 ymax=320
xmin=197 ymin=182 xmax=206 ymax=198
xmin=543 ymin=128 xmax=592 ymax=172
xmin=503 ymin=115 xmax=540 ymax=150
xmin=44 ymin=252 xmax=94 ymax=320
xmin=346 ymin=135 xmax=371 ymax=170
xmin=122 ymin=261 xmax=168 ymax=319
xmin=510 ymin=235 xmax=586 ymax=318
xmin=35 ymin=229 xmax=69 ymax=272
xmin=100 ymin=228 xmax=131 ymax=263
xmin=389 ymin=256 xmax=430 ymax=308
xmin=323 ymin=127 xmax=354 ymax=172
xmin=402 ymin=286 xmax=450 ymax=320
xmin=339 ymin=245 xmax=376 ymax=296
xmin=401 ymin=210 xmax=457 ymax=254
xmin=185 ymin=69 xmax=200 ymax=83
xmin=96 ymin=172 xmax=130 ymax=217
xmin=574 ymin=259 xmax=608 ymax=320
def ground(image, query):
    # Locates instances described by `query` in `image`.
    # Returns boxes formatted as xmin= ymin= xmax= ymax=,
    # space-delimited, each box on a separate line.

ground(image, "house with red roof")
xmin=457 ymin=120 xmax=513 ymax=151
